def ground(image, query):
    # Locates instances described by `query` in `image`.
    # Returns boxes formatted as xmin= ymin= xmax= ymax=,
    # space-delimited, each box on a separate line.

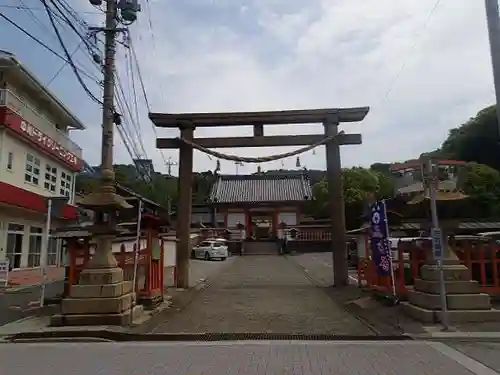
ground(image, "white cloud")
xmin=70 ymin=0 xmax=495 ymax=176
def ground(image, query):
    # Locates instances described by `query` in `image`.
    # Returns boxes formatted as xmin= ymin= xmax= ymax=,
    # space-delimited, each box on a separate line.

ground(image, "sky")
xmin=0 ymin=0 xmax=496 ymax=175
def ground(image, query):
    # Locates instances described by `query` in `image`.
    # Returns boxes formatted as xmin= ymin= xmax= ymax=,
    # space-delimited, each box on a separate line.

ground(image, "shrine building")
xmin=208 ymin=173 xmax=313 ymax=240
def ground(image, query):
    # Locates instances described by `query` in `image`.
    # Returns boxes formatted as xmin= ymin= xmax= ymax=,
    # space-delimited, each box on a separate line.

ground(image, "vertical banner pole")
xmin=426 ymin=159 xmax=449 ymax=330
xmin=40 ymin=198 xmax=52 ymax=308
xmin=382 ymin=199 xmax=396 ymax=298
xmin=369 ymin=199 xmax=398 ymax=304
xmin=132 ymin=199 xmax=143 ymax=303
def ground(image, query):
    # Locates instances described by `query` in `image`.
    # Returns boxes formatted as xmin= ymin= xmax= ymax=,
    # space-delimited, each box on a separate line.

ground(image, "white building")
xmin=0 ymin=51 xmax=85 ymax=270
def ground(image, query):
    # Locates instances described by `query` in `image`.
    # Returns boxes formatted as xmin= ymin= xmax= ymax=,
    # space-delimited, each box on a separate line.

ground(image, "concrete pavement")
xmin=163 ymin=258 xmax=236 ymax=288
xmin=1 ymin=340 xmax=499 ymax=375
xmin=448 ymin=342 xmax=500 ymax=372
xmin=153 ymin=255 xmax=373 ymax=335
xmin=0 ymin=281 xmax=63 ymax=326
xmin=289 ymin=252 xmax=359 ymax=287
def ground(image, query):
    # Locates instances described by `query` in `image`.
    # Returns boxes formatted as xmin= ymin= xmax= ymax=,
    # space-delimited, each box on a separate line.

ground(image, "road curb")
xmin=411 ymin=332 xmax=500 ymax=342
xmin=4 ymin=330 xmax=415 ymax=343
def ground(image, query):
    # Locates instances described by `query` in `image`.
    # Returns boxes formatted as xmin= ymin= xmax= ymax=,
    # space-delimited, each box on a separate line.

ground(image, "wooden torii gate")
xmin=149 ymin=108 xmax=369 ymax=288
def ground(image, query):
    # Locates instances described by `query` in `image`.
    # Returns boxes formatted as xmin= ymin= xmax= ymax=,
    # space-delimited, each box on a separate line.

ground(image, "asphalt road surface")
xmin=1 ymin=340 xmax=499 ymax=375
xmin=0 ymin=281 xmax=63 ymax=326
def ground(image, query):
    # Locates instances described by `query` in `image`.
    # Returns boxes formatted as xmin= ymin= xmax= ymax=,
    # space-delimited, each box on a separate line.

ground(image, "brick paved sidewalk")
xmin=153 ymin=255 xmax=373 ymax=335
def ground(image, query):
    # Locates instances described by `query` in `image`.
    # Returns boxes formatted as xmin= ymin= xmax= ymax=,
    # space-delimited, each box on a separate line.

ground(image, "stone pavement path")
xmin=153 ymin=255 xmax=372 ymax=335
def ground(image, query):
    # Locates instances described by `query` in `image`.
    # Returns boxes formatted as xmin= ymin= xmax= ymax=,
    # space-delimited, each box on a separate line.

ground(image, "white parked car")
xmin=193 ymin=240 xmax=228 ymax=261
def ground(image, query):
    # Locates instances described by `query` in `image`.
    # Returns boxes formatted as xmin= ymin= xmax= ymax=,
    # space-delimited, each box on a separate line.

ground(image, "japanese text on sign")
xmin=370 ymin=201 xmax=392 ymax=276
xmin=19 ymin=120 xmax=78 ymax=166
xmin=431 ymin=227 xmax=443 ymax=259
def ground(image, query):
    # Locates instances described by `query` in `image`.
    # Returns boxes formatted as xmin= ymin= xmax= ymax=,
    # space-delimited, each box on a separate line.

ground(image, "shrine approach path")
xmin=152 ymin=255 xmax=372 ymax=335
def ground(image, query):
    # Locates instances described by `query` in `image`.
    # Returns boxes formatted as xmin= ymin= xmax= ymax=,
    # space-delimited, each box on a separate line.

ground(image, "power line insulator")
xmin=113 ymin=112 xmax=122 ymax=126
xmin=92 ymin=52 xmax=102 ymax=65
xmin=118 ymin=0 xmax=141 ymax=23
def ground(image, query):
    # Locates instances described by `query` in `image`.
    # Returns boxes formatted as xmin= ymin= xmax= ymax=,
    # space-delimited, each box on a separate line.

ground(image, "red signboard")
xmin=0 ymin=181 xmax=77 ymax=220
xmin=1 ymin=107 xmax=84 ymax=171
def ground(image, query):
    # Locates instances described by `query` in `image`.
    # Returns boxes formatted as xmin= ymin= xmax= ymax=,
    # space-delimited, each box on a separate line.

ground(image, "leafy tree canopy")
xmin=440 ymin=105 xmax=500 ymax=170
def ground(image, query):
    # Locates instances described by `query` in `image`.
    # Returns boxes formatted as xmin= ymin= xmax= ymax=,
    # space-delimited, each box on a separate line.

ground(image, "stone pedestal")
xmin=402 ymin=264 xmax=500 ymax=324
xmin=51 ymin=267 xmax=143 ymax=326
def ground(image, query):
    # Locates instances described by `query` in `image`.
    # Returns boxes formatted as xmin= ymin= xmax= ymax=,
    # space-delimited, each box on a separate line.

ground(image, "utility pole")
xmin=55 ymin=0 xmax=142 ymax=326
xmin=82 ymin=0 xmax=140 ymax=267
xmin=485 ymin=0 xmax=500 ymax=133
xmin=424 ymin=158 xmax=449 ymax=330
xmin=165 ymin=157 xmax=177 ymax=176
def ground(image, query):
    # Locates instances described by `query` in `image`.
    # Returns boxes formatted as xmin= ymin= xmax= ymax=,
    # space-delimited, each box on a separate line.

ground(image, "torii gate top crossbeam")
xmin=149 ymin=107 xmax=369 ymax=128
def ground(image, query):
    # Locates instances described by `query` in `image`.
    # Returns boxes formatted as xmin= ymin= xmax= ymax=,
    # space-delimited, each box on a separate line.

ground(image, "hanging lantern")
xmin=215 ymin=159 xmax=221 ymax=172
xmin=312 ymin=148 xmax=316 ymax=156
xmin=296 ymin=156 xmax=301 ymax=168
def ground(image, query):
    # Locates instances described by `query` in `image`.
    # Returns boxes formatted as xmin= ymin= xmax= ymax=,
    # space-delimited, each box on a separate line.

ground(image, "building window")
xmin=25 ymin=153 xmax=41 ymax=185
xmin=44 ymin=164 xmax=57 ymax=192
xmin=6 ymin=152 xmax=13 ymax=170
xmin=47 ymin=237 xmax=58 ymax=266
xmin=6 ymin=223 xmax=24 ymax=269
xmin=28 ymin=226 xmax=43 ymax=268
xmin=60 ymin=171 xmax=73 ymax=197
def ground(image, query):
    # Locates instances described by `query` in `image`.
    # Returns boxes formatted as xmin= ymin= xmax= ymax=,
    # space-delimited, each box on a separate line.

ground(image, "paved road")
xmin=448 ymin=342 xmax=500 ymax=372
xmin=0 ymin=281 xmax=63 ymax=326
xmin=1 ymin=340 xmax=498 ymax=375
xmin=153 ymin=255 xmax=372 ymax=335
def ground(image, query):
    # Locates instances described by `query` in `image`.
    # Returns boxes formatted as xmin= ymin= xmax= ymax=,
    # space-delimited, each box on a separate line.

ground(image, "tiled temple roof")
xmin=209 ymin=173 xmax=313 ymax=204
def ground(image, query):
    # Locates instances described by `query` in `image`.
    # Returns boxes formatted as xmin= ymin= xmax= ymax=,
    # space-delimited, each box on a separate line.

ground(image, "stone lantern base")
xmin=51 ymin=266 xmax=143 ymax=327
xmin=402 ymin=264 xmax=500 ymax=324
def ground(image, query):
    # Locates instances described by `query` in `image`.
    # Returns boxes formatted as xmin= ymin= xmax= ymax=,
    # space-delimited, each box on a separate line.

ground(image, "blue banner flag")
xmin=369 ymin=200 xmax=392 ymax=276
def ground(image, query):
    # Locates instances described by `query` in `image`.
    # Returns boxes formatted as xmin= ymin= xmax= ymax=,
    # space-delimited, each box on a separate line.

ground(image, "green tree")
xmin=461 ymin=162 xmax=500 ymax=217
xmin=440 ymin=105 xmax=500 ymax=171
xmin=307 ymin=167 xmax=395 ymax=229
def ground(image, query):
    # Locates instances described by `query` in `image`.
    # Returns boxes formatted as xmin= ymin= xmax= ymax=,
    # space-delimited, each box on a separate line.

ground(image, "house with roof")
xmin=208 ymin=173 xmax=313 ymax=241
xmin=0 ymin=51 xmax=85 ymax=270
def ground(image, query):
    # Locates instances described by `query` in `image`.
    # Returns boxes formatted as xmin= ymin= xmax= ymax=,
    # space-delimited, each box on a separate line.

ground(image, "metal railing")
xmin=0 ymin=89 xmax=82 ymax=157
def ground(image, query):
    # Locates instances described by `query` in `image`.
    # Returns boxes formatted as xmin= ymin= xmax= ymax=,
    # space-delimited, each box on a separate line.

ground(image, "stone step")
xmin=70 ymin=281 xmax=133 ymax=298
xmin=420 ymin=264 xmax=470 ymax=282
xmin=51 ymin=305 xmax=143 ymax=327
xmin=407 ymin=290 xmax=491 ymax=311
xmin=62 ymin=293 xmax=135 ymax=315
xmin=243 ymin=241 xmax=279 ymax=255
xmin=402 ymin=302 xmax=500 ymax=324
xmin=413 ymin=278 xmax=480 ymax=295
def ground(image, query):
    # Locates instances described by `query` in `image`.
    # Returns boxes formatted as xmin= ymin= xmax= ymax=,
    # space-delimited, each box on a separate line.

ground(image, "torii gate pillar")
xmin=177 ymin=125 xmax=194 ymax=288
xmin=324 ymin=117 xmax=348 ymax=286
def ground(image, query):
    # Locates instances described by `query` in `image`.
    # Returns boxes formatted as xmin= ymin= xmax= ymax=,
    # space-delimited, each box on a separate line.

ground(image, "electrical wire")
xmin=0 ymin=4 xmax=102 ymax=16
xmin=129 ymin=35 xmax=183 ymax=165
xmin=378 ymin=0 xmax=443 ymax=104
xmin=46 ymin=42 xmax=83 ymax=86
xmin=7 ymin=1 xmax=158 ymax=189
xmin=40 ymin=0 xmax=103 ymax=105
xmin=48 ymin=0 xmax=97 ymax=55
xmin=0 ymin=12 xmax=99 ymax=83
